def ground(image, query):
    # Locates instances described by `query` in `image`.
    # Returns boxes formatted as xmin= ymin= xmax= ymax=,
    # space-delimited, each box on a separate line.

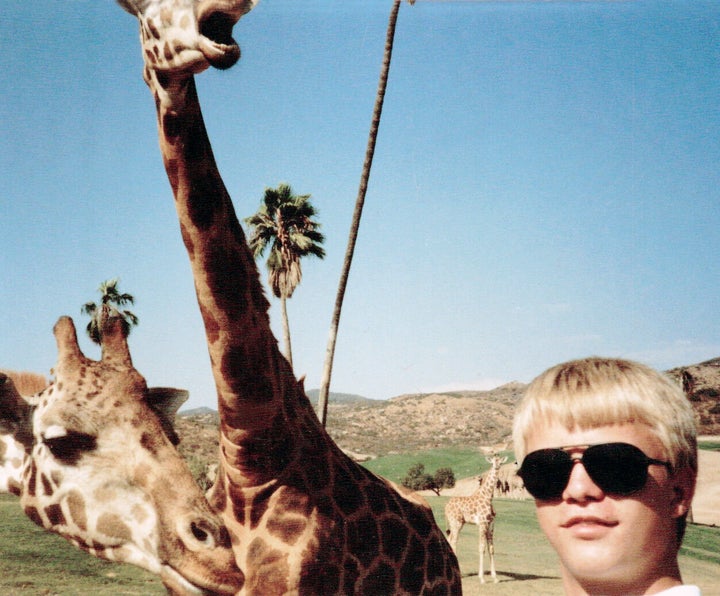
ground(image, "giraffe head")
xmin=0 ymin=316 xmax=244 ymax=595
xmin=117 ymin=0 xmax=258 ymax=75
xmin=481 ymin=445 xmax=508 ymax=469
xmin=486 ymin=453 xmax=509 ymax=473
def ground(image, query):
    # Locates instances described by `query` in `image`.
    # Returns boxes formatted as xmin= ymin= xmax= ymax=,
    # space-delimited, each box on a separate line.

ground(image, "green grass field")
xmin=362 ymin=447 xmax=515 ymax=484
xmin=1 ymin=444 xmax=718 ymax=594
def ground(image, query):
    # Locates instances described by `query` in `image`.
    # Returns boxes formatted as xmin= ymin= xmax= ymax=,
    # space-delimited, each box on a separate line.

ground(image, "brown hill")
xmin=174 ymin=359 xmax=720 ymax=468
xmin=667 ymin=357 xmax=720 ymax=435
xmin=323 ymin=382 xmax=526 ymax=457
xmin=172 ymin=383 xmax=525 ymax=474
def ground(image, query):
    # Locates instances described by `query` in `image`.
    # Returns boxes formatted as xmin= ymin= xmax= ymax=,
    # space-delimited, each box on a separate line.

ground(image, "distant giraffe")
xmin=445 ymin=453 xmax=507 ymax=584
xmin=0 ymin=1 xmax=461 ymax=595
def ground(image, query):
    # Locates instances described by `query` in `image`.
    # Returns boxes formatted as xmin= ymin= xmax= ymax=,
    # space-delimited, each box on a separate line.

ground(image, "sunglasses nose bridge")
xmin=562 ymin=457 xmax=606 ymax=500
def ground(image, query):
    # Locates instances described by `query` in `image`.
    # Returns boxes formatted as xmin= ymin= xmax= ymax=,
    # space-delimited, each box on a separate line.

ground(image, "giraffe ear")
xmin=0 ymin=373 xmax=34 ymax=450
xmin=146 ymin=387 xmax=189 ymax=445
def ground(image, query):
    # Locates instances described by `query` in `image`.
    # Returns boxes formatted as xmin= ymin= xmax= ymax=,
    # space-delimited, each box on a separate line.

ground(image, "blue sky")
xmin=1 ymin=1 xmax=719 ymax=409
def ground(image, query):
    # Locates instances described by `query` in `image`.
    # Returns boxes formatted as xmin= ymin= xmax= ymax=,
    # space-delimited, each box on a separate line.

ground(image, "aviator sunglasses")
xmin=517 ymin=442 xmax=672 ymax=501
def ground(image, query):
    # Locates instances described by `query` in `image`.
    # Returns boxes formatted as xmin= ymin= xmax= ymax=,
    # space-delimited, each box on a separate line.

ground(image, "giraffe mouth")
xmin=198 ymin=12 xmax=241 ymax=70
xmin=161 ymin=564 xmax=239 ymax=595
xmin=161 ymin=565 xmax=208 ymax=595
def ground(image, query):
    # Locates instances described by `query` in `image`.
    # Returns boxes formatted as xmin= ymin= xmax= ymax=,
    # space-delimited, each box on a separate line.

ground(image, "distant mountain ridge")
xmin=180 ymin=406 xmax=218 ymax=418
xmin=180 ymin=391 xmax=375 ymax=418
xmin=306 ymin=389 xmax=376 ymax=406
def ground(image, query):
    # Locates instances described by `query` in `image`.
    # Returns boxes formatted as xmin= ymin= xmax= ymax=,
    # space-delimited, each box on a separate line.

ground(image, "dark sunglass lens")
xmin=519 ymin=449 xmax=573 ymax=500
xmin=583 ymin=443 xmax=648 ymax=495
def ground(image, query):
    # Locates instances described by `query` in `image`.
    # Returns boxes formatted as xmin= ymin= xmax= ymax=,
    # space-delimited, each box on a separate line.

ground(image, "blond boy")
xmin=513 ymin=357 xmax=698 ymax=595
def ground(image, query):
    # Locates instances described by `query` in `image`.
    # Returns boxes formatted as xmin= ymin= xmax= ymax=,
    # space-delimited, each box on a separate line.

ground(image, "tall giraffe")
xmin=117 ymin=0 xmax=460 ymax=593
xmin=445 ymin=453 xmax=507 ymax=584
xmin=0 ymin=323 xmax=244 ymax=594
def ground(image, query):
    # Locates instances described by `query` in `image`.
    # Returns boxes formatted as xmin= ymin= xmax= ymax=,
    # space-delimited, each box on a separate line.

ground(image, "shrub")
xmin=402 ymin=463 xmax=456 ymax=495
xmin=434 ymin=467 xmax=456 ymax=491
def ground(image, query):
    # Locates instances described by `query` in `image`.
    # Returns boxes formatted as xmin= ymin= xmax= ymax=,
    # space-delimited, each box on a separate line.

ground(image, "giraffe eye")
xmin=44 ymin=432 xmax=97 ymax=465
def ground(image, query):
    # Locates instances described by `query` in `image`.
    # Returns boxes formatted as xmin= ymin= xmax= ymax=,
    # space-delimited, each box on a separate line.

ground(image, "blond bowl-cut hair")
xmin=512 ymin=357 xmax=698 ymax=474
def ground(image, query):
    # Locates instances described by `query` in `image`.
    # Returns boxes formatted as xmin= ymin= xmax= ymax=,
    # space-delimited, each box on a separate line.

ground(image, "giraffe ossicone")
xmin=0 ymin=317 xmax=244 ymax=595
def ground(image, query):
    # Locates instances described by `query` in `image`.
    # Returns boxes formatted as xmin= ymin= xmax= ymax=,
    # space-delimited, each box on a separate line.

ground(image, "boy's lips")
xmin=561 ymin=515 xmax=617 ymax=528
xmin=561 ymin=516 xmax=619 ymax=538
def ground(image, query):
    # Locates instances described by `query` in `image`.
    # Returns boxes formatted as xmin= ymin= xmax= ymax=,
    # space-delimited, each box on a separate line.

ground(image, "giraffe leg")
xmin=446 ymin=519 xmax=462 ymax=553
xmin=478 ymin=523 xmax=485 ymax=584
xmin=488 ymin=535 xmax=497 ymax=583
xmin=488 ymin=522 xmax=498 ymax=583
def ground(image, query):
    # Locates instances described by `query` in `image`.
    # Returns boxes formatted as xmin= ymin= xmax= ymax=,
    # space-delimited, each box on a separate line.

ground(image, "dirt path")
xmin=693 ymin=448 xmax=720 ymax=526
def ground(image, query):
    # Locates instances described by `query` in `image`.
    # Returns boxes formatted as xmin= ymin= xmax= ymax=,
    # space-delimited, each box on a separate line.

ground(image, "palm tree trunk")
xmin=280 ymin=296 xmax=293 ymax=369
xmin=317 ymin=0 xmax=404 ymax=426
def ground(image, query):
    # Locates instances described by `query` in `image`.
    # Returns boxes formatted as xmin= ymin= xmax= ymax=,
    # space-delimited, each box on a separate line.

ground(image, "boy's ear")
xmin=670 ymin=465 xmax=697 ymax=519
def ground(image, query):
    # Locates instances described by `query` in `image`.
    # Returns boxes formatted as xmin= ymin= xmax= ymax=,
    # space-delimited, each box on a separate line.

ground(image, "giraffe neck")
xmin=475 ymin=465 xmax=499 ymax=502
xmin=148 ymin=72 xmax=306 ymax=485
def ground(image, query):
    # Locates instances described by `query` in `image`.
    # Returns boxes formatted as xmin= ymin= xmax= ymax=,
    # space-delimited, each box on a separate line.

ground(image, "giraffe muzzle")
xmin=163 ymin=513 xmax=244 ymax=594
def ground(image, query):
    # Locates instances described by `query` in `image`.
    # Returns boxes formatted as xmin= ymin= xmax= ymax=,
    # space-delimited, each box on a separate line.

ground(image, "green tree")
xmin=318 ymin=0 xmax=415 ymax=426
xmin=81 ymin=278 xmax=139 ymax=344
xmin=433 ymin=467 xmax=456 ymax=494
xmin=402 ymin=463 xmax=455 ymax=496
xmin=402 ymin=463 xmax=434 ymax=492
xmin=245 ymin=183 xmax=325 ymax=368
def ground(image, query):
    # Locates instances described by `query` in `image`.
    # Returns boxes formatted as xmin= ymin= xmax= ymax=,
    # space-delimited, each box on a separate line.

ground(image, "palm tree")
xmin=245 ymin=183 xmax=325 ymax=368
xmin=81 ymin=278 xmax=139 ymax=345
xmin=317 ymin=0 xmax=413 ymax=426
